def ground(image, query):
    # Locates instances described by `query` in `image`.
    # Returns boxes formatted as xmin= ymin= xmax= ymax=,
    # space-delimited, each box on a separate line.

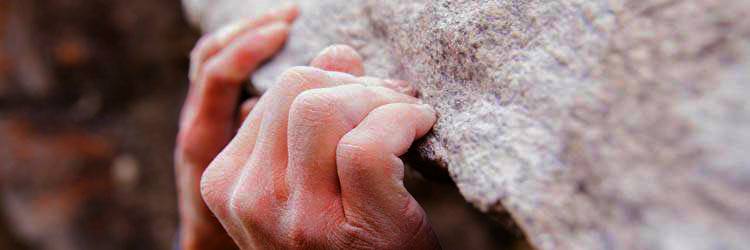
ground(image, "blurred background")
xmin=0 ymin=0 xmax=527 ymax=249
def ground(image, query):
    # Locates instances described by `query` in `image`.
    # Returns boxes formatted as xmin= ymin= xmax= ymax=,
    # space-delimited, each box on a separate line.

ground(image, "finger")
xmin=201 ymin=67 xmax=354 ymax=222
xmin=179 ymin=21 xmax=291 ymax=169
xmin=204 ymin=21 xmax=292 ymax=84
xmin=227 ymin=67 xmax=415 ymax=204
xmin=229 ymin=67 xmax=359 ymax=204
xmin=185 ymin=21 xmax=291 ymax=131
xmin=309 ymin=44 xmax=412 ymax=95
xmin=202 ymin=67 xmax=339 ymax=213
xmin=310 ymin=45 xmax=365 ymax=76
xmin=358 ymin=77 xmax=417 ymax=97
xmin=285 ymin=84 xmax=421 ymax=217
xmin=236 ymin=97 xmax=260 ymax=128
xmin=336 ymin=103 xmax=436 ymax=219
xmin=189 ymin=4 xmax=299 ymax=82
xmin=198 ymin=26 xmax=298 ymax=223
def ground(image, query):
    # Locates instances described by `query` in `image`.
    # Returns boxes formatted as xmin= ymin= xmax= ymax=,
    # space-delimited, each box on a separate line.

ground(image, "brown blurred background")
xmin=0 ymin=0 xmax=525 ymax=249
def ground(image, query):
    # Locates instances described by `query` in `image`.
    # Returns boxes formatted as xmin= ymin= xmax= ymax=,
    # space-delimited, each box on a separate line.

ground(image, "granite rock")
xmin=183 ymin=0 xmax=750 ymax=249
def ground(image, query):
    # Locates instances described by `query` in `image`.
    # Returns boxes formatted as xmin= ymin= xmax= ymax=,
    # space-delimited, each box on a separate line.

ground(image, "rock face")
xmin=183 ymin=0 xmax=750 ymax=249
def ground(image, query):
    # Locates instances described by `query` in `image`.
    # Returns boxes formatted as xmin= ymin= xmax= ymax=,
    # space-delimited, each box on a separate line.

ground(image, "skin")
xmin=175 ymin=4 xmax=440 ymax=249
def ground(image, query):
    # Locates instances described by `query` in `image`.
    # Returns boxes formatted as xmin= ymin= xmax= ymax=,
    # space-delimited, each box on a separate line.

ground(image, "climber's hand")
xmin=199 ymin=44 xmax=441 ymax=249
xmin=175 ymin=4 xmax=298 ymax=249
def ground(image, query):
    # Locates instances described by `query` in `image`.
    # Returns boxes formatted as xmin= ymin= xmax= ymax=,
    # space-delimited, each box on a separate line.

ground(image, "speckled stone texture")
xmin=183 ymin=0 xmax=750 ymax=249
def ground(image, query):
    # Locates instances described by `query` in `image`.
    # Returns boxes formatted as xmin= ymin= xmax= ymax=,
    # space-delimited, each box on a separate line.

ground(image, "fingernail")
xmin=383 ymin=79 xmax=415 ymax=95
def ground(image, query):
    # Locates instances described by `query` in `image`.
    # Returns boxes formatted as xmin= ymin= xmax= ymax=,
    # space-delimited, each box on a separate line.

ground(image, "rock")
xmin=183 ymin=0 xmax=750 ymax=249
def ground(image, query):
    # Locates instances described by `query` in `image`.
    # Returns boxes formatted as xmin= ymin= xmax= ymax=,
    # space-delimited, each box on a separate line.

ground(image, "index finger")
xmin=190 ymin=4 xmax=299 ymax=82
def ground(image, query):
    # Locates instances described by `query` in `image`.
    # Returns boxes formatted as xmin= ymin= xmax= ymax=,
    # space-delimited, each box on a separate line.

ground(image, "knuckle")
xmin=190 ymin=36 xmax=212 ymax=61
xmin=276 ymin=66 xmax=326 ymax=91
xmin=200 ymin=162 xmax=227 ymax=211
xmin=336 ymin=137 xmax=377 ymax=172
xmin=200 ymin=156 xmax=248 ymax=220
xmin=291 ymin=90 xmax=339 ymax=125
xmin=373 ymin=102 xmax=411 ymax=115
xmin=227 ymin=192 xmax=252 ymax=221
xmin=342 ymin=83 xmax=371 ymax=96
xmin=202 ymin=60 xmax=228 ymax=83
xmin=224 ymin=167 xmax=268 ymax=229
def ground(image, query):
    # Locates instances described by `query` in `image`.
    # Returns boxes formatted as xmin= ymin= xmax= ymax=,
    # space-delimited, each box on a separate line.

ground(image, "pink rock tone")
xmin=183 ymin=0 xmax=750 ymax=249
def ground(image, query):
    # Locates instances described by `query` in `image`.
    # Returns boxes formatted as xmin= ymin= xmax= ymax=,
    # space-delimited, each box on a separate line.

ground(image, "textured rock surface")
xmin=183 ymin=0 xmax=750 ymax=249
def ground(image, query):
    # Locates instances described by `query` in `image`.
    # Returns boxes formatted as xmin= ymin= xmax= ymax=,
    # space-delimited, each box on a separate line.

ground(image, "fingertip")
xmin=311 ymin=45 xmax=365 ymax=76
xmin=206 ymin=21 xmax=290 ymax=84
xmin=269 ymin=3 xmax=301 ymax=24
xmin=413 ymin=103 xmax=437 ymax=137
xmin=244 ymin=21 xmax=291 ymax=59
xmin=415 ymin=103 xmax=437 ymax=119
xmin=285 ymin=4 xmax=301 ymax=23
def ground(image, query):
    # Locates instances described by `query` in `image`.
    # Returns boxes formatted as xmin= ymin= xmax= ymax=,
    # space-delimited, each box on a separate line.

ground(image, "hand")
xmin=199 ymin=44 xmax=441 ymax=249
xmin=174 ymin=4 xmax=298 ymax=249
